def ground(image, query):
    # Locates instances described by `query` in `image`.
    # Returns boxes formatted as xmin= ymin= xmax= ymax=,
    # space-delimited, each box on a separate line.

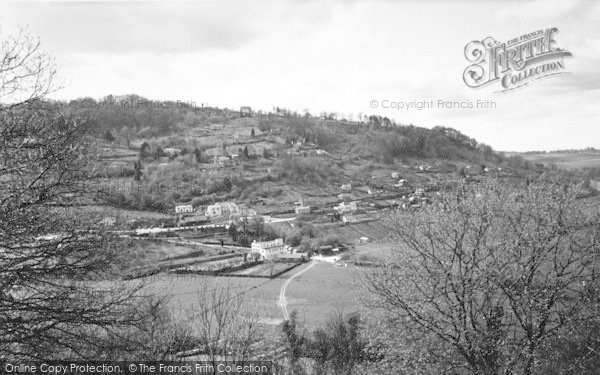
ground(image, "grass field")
xmin=143 ymin=260 xmax=366 ymax=332
xmin=346 ymin=240 xmax=393 ymax=262
xmin=145 ymin=273 xmax=286 ymax=330
xmin=521 ymin=151 xmax=600 ymax=170
xmin=319 ymin=219 xmax=395 ymax=243
xmin=284 ymin=262 xmax=364 ymax=329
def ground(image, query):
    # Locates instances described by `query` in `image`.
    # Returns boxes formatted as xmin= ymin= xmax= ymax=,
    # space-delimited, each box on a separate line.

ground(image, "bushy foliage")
xmin=275 ymin=156 xmax=339 ymax=184
xmin=365 ymin=179 xmax=600 ymax=374
xmin=281 ymin=311 xmax=369 ymax=374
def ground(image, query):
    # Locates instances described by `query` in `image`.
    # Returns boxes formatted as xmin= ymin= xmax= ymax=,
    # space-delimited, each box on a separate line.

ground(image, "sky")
xmin=0 ymin=0 xmax=598 ymax=151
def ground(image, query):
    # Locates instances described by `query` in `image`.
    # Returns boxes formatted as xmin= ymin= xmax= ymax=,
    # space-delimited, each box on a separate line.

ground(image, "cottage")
xmin=295 ymin=206 xmax=311 ymax=215
xmin=251 ymin=238 xmax=285 ymax=260
xmin=175 ymin=204 xmax=194 ymax=214
xmin=239 ymin=207 xmax=257 ymax=217
xmin=210 ymin=124 xmax=225 ymax=131
xmin=340 ymin=183 xmax=352 ymax=191
xmin=214 ymin=155 xmax=230 ymax=165
xmin=391 ymin=172 xmax=401 ymax=179
xmin=164 ymin=147 xmax=182 ymax=157
xmin=240 ymin=106 xmax=252 ymax=117
xmin=318 ymin=245 xmax=334 ymax=254
xmin=99 ymin=216 xmax=116 ymax=226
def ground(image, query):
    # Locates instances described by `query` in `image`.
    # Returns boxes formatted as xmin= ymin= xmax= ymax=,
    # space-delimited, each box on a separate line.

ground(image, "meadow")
xmin=521 ymin=151 xmax=600 ymax=170
xmin=142 ymin=260 xmax=365 ymax=332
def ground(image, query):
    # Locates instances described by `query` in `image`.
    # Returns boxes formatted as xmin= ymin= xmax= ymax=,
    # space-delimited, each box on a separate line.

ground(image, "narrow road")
xmin=279 ymin=261 xmax=317 ymax=320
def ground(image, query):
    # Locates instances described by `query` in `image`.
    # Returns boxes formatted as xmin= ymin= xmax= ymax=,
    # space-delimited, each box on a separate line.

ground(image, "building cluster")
xmin=174 ymin=201 xmax=257 ymax=221
xmin=204 ymin=201 xmax=257 ymax=219
xmin=205 ymin=202 xmax=239 ymax=217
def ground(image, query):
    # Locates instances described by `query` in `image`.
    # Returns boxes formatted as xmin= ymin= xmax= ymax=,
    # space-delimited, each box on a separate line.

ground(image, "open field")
xmin=141 ymin=260 xmax=366 ymax=332
xmin=346 ymin=240 xmax=393 ymax=262
xmin=520 ymin=151 xmax=600 ymax=170
xmin=285 ymin=262 xmax=365 ymax=329
xmin=318 ymin=218 xmax=395 ymax=243
xmin=144 ymin=273 xmax=287 ymax=331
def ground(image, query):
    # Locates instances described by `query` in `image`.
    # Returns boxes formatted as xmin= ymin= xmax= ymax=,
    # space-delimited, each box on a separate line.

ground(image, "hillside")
xmin=64 ymin=95 xmax=535 ymax=166
xmin=51 ymin=94 xmax=557 ymax=217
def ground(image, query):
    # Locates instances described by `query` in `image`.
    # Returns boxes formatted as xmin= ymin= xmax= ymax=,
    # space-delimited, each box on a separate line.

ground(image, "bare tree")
xmin=182 ymin=279 xmax=263 ymax=367
xmin=365 ymin=180 xmax=600 ymax=374
xmin=0 ymin=30 xmax=163 ymax=360
xmin=0 ymin=28 xmax=59 ymax=107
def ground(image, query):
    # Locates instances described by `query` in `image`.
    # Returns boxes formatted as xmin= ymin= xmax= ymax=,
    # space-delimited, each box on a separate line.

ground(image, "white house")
xmin=175 ymin=204 xmax=194 ymax=214
xmin=391 ymin=172 xmax=401 ymax=179
xmin=240 ymin=106 xmax=252 ymax=117
xmin=342 ymin=215 xmax=357 ymax=224
xmin=335 ymin=201 xmax=357 ymax=213
xmin=164 ymin=147 xmax=182 ymax=157
xmin=99 ymin=216 xmax=116 ymax=226
xmin=341 ymin=183 xmax=352 ymax=191
xmin=251 ymin=238 xmax=286 ymax=260
xmin=239 ymin=207 xmax=257 ymax=217
xmin=205 ymin=202 xmax=240 ymax=218
xmin=295 ymin=206 xmax=311 ymax=215
xmin=394 ymin=179 xmax=406 ymax=188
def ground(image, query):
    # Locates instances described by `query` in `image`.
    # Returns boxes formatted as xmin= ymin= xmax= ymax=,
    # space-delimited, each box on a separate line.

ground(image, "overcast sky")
xmin=1 ymin=0 xmax=598 ymax=151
